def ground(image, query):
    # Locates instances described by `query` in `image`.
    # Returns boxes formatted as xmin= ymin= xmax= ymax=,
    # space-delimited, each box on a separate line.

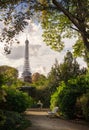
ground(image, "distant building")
xmin=22 ymin=38 xmax=32 ymax=83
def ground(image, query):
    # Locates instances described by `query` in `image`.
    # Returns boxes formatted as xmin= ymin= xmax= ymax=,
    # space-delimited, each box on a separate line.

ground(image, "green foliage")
xmin=50 ymin=74 xmax=89 ymax=119
xmin=0 ymin=89 xmax=6 ymax=102
xmin=73 ymin=38 xmax=89 ymax=68
xmin=0 ymin=74 xmax=7 ymax=102
xmin=58 ymin=89 xmax=78 ymax=119
xmin=80 ymin=92 xmax=89 ymax=121
xmin=0 ymin=110 xmax=31 ymax=130
xmin=40 ymin=0 xmax=89 ymax=50
xmin=0 ymin=74 xmax=5 ymax=86
xmin=0 ymin=0 xmax=89 ymax=52
xmin=0 ymin=110 xmax=6 ymax=126
xmin=47 ymin=51 xmax=87 ymax=95
xmin=31 ymin=82 xmax=51 ymax=107
xmin=0 ymin=74 xmax=7 ymax=126
xmin=59 ymin=51 xmax=80 ymax=83
xmin=0 ymin=65 xmax=18 ymax=86
xmin=12 ymin=79 xmax=26 ymax=88
xmin=73 ymin=38 xmax=85 ymax=57
xmin=41 ymin=10 xmax=65 ymax=51
xmin=31 ymin=73 xmax=51 ymax=107
xmin=32 ymin=73 xmax=47 ymax=87
xmin=35 ymin=87 xmax=51 ymax=107
xmin=1 ymin=87 xmax=33 ymax=113
xmin=50 ymin=81 xmax=66 ymax=110
xmin=47 ymin=59 xmax=61 ymax=93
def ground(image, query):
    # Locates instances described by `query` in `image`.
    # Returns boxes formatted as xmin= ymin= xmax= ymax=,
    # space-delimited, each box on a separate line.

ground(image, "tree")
xmin=0 ymin=0 xmax=89 ymax=53
xmin=52 ymin=0 xmax=89 ymax=50
xmin=73 ymin=39 xmax=89 ymax=68
xmin=59 ymin=51 xmax=86 ymax=83
xmin=39 ymin=0 xmax=89 ymax=66
xmin=42 ymin=0 xmax=89 ymax=50
xmin=0 ymin=65 xmax=18 ymax=86
xmin=47 ymin=59 xmax=61 ymax=93
xmin=31 ymin=72 xmax=50 ymax=107
xmin=0 ymin=87 xmax=33 ymax=113
xmin=32 ymin=72 xmax=40 ymax=82
xmin=47 ymin=51 xmax=87 ymax=94
xmin=50 ymin=74 xmax=89 ymax=119
xmin=80 ymin=91 xmax=89 ymax=121
xmin=32 ymin=72 xmax=47 ymax=87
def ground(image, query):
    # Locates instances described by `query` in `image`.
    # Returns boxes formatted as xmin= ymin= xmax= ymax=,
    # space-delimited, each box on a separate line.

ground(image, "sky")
xmin=0 ymin=20 xmax=87 ymax=77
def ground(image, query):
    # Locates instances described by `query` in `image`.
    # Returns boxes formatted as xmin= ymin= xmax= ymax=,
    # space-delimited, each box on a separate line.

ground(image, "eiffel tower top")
xmin=25 ymin=38 xmax=29 ymax=44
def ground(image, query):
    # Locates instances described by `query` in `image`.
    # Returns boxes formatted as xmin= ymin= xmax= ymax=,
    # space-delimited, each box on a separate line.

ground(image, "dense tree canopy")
xmin=0 ymin=65 xmax=18 ymax=85
xmin=0 ymin=1 xmax=88 ymax=95
xmin=50 ymin=74 xmax=89 ymax=119
xmin=47 ymin=51 xmax=87 ymax=94
xmin=0 ymin=0 xmax=89 ymax=54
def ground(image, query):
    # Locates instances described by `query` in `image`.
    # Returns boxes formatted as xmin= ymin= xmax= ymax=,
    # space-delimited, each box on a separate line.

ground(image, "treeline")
xmin=32 ymin=51 xmax=89 ymax=121
xmin=0 ymin=50 xmax=89 ymax=130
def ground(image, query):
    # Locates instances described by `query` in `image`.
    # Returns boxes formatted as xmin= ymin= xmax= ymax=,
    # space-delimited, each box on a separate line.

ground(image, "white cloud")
xmin=6 ymin=46 xmax=24 ymax=60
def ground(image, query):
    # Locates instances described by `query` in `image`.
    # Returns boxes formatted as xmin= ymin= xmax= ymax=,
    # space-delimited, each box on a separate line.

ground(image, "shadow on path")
xmin=25 ymin=109 xmax=89 ymax=130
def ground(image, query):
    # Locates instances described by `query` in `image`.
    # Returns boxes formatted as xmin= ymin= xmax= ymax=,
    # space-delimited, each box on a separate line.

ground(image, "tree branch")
xmin=52 ymin=0 xmax=81 ymax=31
xmin=52 ymin=0 xmax=89 ymax=50
xmin=70 ymin=26 xmax=79 ymax=32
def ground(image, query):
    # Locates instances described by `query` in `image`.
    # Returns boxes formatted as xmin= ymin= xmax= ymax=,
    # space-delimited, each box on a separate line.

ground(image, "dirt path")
xmin=25 ymin=109 xmax=89 ymax=130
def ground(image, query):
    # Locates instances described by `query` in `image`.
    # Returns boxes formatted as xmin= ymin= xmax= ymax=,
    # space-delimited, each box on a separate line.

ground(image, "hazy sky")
xmin=0 ymin=21 xmax=87 ymax=77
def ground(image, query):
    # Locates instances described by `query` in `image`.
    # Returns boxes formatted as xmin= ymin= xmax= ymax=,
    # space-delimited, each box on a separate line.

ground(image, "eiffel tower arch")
xmin=22 ymin=39 xmax=32 ymax=83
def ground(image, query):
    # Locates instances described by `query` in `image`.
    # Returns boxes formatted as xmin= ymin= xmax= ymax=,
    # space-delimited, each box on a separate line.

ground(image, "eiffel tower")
xmin=22 ymin=38 xmax=32 ymax=83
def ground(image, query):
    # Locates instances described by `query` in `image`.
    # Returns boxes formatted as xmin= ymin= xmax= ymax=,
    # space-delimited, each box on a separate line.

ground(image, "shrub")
xmin=50 ymin=82 xmax=65 ymax=110
xmin=0 ymin=111 xmax=31 ymax=130
xmin=0 ymin=110 xmax=6 ymax=126
xmin=1 ymin=87 xmax=33 ymax=113
xmin=80 ymin=92 xmax=89 ymax=121
xmin=50 ymin=75 xmax=89 ymax=119
xmin=58 ymin=89 xmax=77 ymax=119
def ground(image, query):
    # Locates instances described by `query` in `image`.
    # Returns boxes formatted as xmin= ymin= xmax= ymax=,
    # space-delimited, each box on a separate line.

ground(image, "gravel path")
xmin=25 ymin=109 xmax=89 ymax=130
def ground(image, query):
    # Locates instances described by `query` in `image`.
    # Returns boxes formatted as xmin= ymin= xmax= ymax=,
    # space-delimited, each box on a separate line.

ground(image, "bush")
xmin=51 ymin=82 xmax=77 ymax=119
xmin=50 ymin=75 xmax=89 ymax=119
xmin=0 ymin=110 xmax=6 ymax=126
xmin=59 ymin=90 xmax=77 ymax=119
xmin=50 ymin=82 xmax=65 ymax=110
xmin=80 ymin=92 xmax=89 ymax=121
xmin=1 ymin=87 xmax=33 ymax=113
xmin=0 ymin=111 xmax=31 ymax=130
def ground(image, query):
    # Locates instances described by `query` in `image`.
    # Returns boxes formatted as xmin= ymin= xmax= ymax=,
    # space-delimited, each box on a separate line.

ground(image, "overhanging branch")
xmin=52 ymin=0 xmax=81 ymax=31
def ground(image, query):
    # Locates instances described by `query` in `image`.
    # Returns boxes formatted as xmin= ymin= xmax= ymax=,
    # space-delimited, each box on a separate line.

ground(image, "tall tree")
xmin=59 ymin=51 xmax=85 ymax=83
xmin=47 ymin=51 xmax=87 ymax=94
xmin=47 ymin=59 xmax=61 ymax=93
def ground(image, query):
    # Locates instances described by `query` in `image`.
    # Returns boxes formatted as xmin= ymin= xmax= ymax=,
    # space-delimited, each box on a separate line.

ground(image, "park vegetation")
xmin=0 ymin=54 xmax=89 ymax=130
xmin=0 ymin=0 xmax=89 ymax=129
xmin=0 ymin=66 xmax=32 ymax=130
xmin=31 ymin=51 xmax=89 ymax=121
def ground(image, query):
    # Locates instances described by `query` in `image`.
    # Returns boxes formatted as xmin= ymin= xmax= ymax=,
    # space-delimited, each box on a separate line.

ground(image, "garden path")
xmin=25 ymin=109 xmax=89 ymax=130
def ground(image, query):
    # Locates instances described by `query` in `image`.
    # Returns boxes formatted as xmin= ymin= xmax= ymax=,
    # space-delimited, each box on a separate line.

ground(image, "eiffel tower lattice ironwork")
xmin=22 ymin=39 xmax=32 ymax=83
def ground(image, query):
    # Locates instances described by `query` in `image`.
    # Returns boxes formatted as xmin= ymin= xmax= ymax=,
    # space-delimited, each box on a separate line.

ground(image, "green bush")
xmin=80 ymin=92 xmax=89 ymax=121
xmin=58 ymin=90 xmax=77 ymax=119
xmin=51 ymin=82 xmax=77 ymax=119
xmin=0 ymin=111 xmax=31 ymax=130
xmin=50 ymin=75 xmax=89 ymax=119
xmin=1 ymin=87 xmax=33 ymax=113
xmin=50 ymin=82 xmax=65 ymax=110
xmin=0 ymin=110 xmax=6 ymax=126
